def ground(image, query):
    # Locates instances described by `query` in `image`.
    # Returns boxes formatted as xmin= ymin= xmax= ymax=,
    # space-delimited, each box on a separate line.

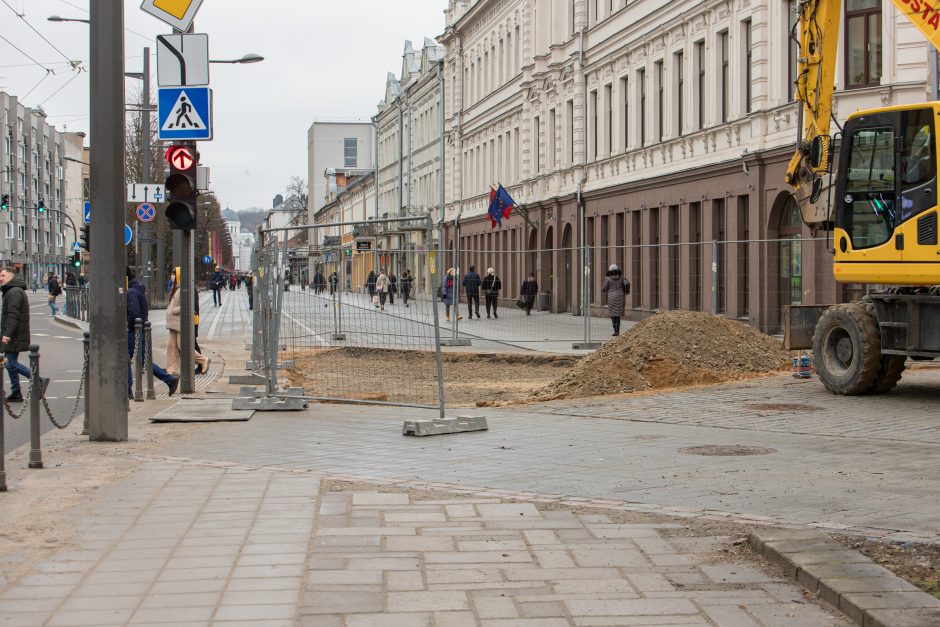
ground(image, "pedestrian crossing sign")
xmin=157 ymin=86 xmax=213 ymax=141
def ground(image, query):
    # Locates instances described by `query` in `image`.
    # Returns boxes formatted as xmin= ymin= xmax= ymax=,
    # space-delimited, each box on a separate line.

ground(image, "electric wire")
xmin=1 ymin=0 xmax=78 ymax=67
xmin=20 ymin=72 xmax=52 ymax=100
xmin=0 ymin=32 xmax=56 ymax=73
xmin=39 ymin=70 xmax=81 ymax=106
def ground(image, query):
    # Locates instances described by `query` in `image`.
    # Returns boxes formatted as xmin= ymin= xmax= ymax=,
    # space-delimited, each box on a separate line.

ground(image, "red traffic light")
xmin=165 ymin=145 xmax=195 ymax=170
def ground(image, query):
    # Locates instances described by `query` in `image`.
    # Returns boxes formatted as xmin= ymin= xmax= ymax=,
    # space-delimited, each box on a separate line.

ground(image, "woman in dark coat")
xmin=601 ymin=263 xmax=630 ymax=336
xmin=520 ymin=273 xmax=538 ymax=316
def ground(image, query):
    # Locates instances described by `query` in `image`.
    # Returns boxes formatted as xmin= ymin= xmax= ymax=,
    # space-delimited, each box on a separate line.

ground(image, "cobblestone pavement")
xmin=158 ymin=370 xmax=940 ymax=544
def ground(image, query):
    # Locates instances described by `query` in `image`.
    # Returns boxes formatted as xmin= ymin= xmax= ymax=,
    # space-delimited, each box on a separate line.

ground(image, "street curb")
xmin=52 ymin=314 xmax=87 ymax=333
xmin=749 ymin=528 xmax=940 ymax=626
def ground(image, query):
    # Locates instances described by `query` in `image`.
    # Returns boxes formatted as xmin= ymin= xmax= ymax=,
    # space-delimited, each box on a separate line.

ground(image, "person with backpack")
xmin=601 ymin=263 xmax=630 ymax=337
xmin=46 ymin=272 xmax=62 ymax=316
xmin=126 ymin=268 xmax=179 ymax=397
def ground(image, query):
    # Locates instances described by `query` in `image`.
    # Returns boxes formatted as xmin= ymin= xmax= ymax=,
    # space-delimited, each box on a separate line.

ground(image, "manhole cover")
xmin=680 ymin=445 xmax=777 ymax=457
xmin=743 ymin=403 xmax=823 ymax=412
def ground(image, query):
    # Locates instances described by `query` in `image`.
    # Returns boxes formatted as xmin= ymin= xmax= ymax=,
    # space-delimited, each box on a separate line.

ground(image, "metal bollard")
xmin=28 ymin=344 xmax=42 ymax=469
xmin=82 ymin=332 xmax=89 ymax=436
xmin=0 ymin=362 xmax=6 ymax=491
xmin=145 ymin=321 xmax=155 ymax=400
xmin=134 ymin=318 xmax=144 ymax=402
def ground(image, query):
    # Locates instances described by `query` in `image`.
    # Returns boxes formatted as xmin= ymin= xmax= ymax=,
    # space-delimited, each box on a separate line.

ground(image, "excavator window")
xmin=842 ymin=126 xmax=895 ymax=249
xmin=899 ymin=109 xmax=937 ymax=222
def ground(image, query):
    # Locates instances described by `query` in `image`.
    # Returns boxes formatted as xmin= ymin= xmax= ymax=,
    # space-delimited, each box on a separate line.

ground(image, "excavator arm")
xmin=786 ymin=0 xmax=940 ymax=229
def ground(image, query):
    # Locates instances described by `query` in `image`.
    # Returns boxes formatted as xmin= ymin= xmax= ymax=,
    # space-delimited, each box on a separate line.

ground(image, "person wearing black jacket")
xmin=482 ymin=267 xmax=502 ymax=319
xmin=126 ymin=268 xmax=178 ymax=397
xmin=47 ymin=272 xmax=62 ymax=316
xmin=210 ymin=266 xmax=224 ymax=306
xmin=0 ymin=267 xmax=48 ymax=402
xmin=520 ymin=273 xmax=538 ymax=316
xmin=462 ymin=265 xmax=482 ymax=319
xmin=400 ymin=270 xmax=413 ymax=307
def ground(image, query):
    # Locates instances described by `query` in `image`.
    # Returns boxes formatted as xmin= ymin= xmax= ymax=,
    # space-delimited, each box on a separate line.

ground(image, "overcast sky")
xmin=0 ymin=0 xmax=447 ymax=211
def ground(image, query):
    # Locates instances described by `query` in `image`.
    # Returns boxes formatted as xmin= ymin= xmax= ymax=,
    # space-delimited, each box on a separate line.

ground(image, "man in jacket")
xmin=47 ymin=272 xmax=62 ymax=316
xmin=0 ymin=267 xmax=48 ymax=401
xmin=482 ymin=267 xmax=502 ymax=319
xmin=126 ymin=268 xmax=178 ymax=397
xmin=210 ymin=266 xmax=224 ymax=307
xmin=462 ymin=265 xmax=482 ymax=319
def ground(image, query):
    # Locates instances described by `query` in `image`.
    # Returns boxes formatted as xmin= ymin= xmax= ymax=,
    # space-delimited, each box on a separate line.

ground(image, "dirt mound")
xmin=534 ymin=311 xmax=789 ymax=401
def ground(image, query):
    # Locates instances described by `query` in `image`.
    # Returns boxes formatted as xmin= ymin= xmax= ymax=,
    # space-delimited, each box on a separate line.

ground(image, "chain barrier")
xmin=41 ymin=348 xmax=87 ymax=430
xmin=1 ymin=380 xmax=32 ymax=420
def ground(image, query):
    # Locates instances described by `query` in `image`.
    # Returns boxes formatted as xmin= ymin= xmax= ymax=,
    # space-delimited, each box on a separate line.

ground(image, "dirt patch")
xmin=835 ymin=535 xmax=940 ymax=599
xmin=285 ymin=348 xmax=579 ymax=407
xmin=532 ymin=311 xmax=790 ymax=401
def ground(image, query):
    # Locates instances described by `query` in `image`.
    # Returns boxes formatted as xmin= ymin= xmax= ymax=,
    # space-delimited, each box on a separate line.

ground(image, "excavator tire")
xmin=812 ymin=303 xmax=881 ymax=395
xmin=858 ymin=297 xmax=907 ymax=394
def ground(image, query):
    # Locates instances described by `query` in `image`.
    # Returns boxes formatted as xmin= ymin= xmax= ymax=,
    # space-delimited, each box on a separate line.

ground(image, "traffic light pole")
xmin=88 ymin=0 xmax=128 ymax=441
xmin=179 ymin=226 xmax=195 ymax=395
xmin=140 ymin=46 xmax=152 ymax=297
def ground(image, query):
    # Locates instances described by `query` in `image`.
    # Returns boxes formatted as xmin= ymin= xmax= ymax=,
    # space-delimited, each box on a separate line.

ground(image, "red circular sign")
xmin=165 ymin=145 xmax=194 ymax=170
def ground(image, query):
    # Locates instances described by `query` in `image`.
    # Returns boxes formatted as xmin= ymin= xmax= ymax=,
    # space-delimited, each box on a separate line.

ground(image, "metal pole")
xmin=437 ymin=60 xmax=446 ymax=289
xmin=88 ymin=0 xmax=128 ymax=441
xmin=931 ymin=49 xmax=939 ymax=102
xmin=141 ymin=46 xmax=152 ymax=297
xmin=81 ymin=332 xmax=89 ymax=435
xmin=144 ymin=321 xmax=155 ymax=399
xmin=581 ymin=186 xmax=589 ymax=341
xmin=453 ymin=218 xmax=460 ymax=341
xmin=155 ymin=237 xmax=165 ymax=304
xmin=428 ymin=217 xmax=445 ymax=419
xmin=134 ymin=318 xmax=144 ymax=402
xmin=0 ymin=366 xmax=6 ymax=491
xmin=28 ymin=345 xmax=42 ymax=469
xmin=711 ymin=239 xmax=719 ymax=315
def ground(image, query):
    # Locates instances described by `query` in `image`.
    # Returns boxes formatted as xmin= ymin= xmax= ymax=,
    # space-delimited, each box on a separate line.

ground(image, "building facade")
xmin=306 ymin=119 xmax=375 ymax=215
xmin=438 ymin=0 xmax=930 ymax=332
xmin=1 ymin=92 xmax=79 ymax=285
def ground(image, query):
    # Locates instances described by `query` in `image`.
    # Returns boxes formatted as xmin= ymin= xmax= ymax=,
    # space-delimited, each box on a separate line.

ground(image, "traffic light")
xmin=37 ymin=198 xmax=45 ymax=214
xmin=79 ymin=223 xmax=90 ymax=252
xmin=71 ymin=251 xmax=81 ymax=268
xmin=0 ymin=195 xmax=8 ymax=211
xmin=164 ymin=144 xmax=198 ymax=230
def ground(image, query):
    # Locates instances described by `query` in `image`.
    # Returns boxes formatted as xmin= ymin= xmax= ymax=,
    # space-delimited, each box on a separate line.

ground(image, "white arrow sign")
xmin=127 ymin=183 xmax=165 ymax=203
xmin=157 ymin=33 xmax=209 ymax=87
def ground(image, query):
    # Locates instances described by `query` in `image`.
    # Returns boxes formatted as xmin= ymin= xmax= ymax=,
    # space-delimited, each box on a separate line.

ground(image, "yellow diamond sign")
xmin=140 ymin=0 xmax=205 ymax=32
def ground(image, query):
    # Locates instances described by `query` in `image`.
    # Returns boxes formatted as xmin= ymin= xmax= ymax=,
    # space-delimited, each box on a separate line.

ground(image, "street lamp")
xmin=63 ymin=155 xmax=90 ymax=166
xmin=47 ymin=15 xmax=90 ymax=24
xmin=210 ymin=53 xmax=264 ymax=64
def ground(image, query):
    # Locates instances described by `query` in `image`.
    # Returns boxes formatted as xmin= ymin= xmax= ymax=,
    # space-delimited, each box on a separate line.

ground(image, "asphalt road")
xmin=2 ymin=295 xmax=86 ymax=454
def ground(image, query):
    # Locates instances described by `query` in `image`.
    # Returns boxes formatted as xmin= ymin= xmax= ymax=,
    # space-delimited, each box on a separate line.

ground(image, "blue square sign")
xmin=158 ymin=86 xmax=213 ymax=141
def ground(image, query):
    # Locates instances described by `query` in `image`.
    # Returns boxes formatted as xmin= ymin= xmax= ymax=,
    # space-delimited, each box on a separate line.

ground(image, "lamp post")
xmin=209 ymin=54 xmax=264 ymax=64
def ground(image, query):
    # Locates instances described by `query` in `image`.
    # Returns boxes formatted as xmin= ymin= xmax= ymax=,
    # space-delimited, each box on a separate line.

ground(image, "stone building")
xmin=438 ymin=0 xmax=930 ymax=332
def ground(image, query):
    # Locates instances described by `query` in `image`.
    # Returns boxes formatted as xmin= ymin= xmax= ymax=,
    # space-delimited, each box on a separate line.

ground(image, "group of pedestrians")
xmin=209 ymin=266 xmax=250 ymax=307
xmin=366 ymin=269 xmax=414 ymax=311
xmin=442 ymin=266 xmax=532 ymax=320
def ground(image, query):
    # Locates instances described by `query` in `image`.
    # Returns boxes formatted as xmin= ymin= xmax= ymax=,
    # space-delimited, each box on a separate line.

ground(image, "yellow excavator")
xmin=786 ymin=1 xmax=940 ymax=394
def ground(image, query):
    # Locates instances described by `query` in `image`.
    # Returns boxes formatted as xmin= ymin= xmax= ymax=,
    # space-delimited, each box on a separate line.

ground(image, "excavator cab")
xmin=832 ymin=104 xmax=940 ymax=285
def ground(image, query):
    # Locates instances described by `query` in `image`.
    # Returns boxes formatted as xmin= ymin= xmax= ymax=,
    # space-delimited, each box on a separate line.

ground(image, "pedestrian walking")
xmin=388 ymin=273 xmax=398 ymax=305
xmin=366 ymin=270 xmax=378 ymax=299
xmin=46 ymin=272 xmax=62 ymax=316
xmin=401 ymin=270 xmax=413 ymax=307
xmin=165 ymin=271 xmax=209 ymax=376
xmin=374 ymin=268 xmax=389 ymax=311
xmin=462 ymin=265 xmax=482 ymax=319
xmin=0 ymin=267 xmax=48 ymax=402
xmin=126 ymin=268 xmax=178 ymax=397
xmin=482 ymin=267 xmax=502 ymax=318
xmin=520 ymin=273 xmax=538 ymax=316
xmin=443 ymin=268 xmax=462 ymax=321
xmin=246 ymin=273 xmax=254 ymax=310
xmin=314 ymin=270 xmax=325 ymax=294
xmin=601 ymin=263 xmax=630 ymax=337
xmin=65 ymin=272 xmax=77 ymax=287
xmin=210 ymin=266 xmax=224 ymax=306
xmin=329 ymin=271 xmax=338 ymax=296
xmin=78 ymin=274 xmax=86 ymax=288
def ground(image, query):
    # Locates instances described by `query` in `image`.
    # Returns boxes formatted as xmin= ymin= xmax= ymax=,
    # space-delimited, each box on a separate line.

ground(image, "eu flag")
xmin=486 ymin=184 xmax=515 ymax=229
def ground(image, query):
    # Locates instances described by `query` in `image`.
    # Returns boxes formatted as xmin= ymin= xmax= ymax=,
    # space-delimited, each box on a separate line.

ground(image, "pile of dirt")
xmin=533 ymin=311 xmax=789 ymax=401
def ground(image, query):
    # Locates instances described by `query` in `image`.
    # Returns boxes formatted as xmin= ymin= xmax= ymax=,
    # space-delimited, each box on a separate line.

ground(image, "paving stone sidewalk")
xmin=0 ymin=456 xmax=851 ymax=626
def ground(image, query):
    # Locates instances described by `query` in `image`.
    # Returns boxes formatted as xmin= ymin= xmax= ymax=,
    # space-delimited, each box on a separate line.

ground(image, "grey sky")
xmin=0 ymin=0 xmax=447 ymax=210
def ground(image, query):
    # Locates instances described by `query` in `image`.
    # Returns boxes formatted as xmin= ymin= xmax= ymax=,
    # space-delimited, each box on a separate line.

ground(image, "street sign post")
xmin=140 ymin=0 xmax=204 ymax=32
xmin=158 ymin=86 xmax=213 ymax=141
xmin=136 ymin=203 xmax=157 ymax=222
xmin=83 ymin=201 xmax=90 ymax=224
xmin=202 ymin=255 xmax=212 ymax=265
xmin=127 ymin=183 xmax=164 ymax=203
xmin=71 ymin=242 xmax=81 ymax=252
xmin=156 ymin=33 xmax=209 ymax=87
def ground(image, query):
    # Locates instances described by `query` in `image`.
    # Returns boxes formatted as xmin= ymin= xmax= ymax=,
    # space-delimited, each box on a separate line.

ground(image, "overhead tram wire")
xmin=0 ymin=32 xmax=56 ymax=74
xmin=20 ymin=72 xmax=52 ymax=100
xmin=39 ymin=70 xmax=81 ymax=106
xmin=55 ymin=0 xmax=152 ymax=42
xmin=1 ymin=0 xmax=79 ymax=68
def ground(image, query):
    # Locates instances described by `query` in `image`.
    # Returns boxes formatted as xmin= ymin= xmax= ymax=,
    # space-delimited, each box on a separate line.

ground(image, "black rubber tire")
xmin=857 ymin=296 xmax=907 ymax=393
xmin=812 ymin=303 xmax=881 ymax=395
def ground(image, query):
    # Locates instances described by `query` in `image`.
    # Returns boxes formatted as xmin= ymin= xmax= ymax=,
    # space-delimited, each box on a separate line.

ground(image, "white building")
xmin=237 ymin=230 xmax=255 ymax=273
xmin=439 ymin=0 xmax=932 ymax=332
xmin=306 ymin=119 xmax=375 ymax=216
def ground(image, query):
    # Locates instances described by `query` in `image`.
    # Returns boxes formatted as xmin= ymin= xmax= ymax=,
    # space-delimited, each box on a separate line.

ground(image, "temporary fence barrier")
xmin=244 ymin=215 xmax=446 ymax=415
xmin=64 ymin=286 xmax=89 ymax=321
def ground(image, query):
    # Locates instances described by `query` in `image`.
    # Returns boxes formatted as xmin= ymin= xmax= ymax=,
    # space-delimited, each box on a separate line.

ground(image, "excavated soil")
xmin=532 ymin=311 xmax=790 ymax=401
